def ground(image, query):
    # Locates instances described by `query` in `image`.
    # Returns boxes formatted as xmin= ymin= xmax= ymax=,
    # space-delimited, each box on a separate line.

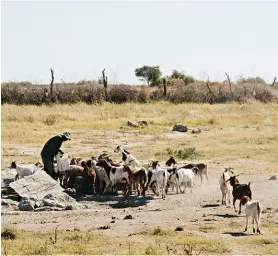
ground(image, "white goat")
xmin=175 ymin=167 xmax=198 ymax=193
xmin=147 ymin=166 xmax=169 ymax=199
xmin=13 ymin=162 xmax=42 ymax=180
xmin=219 ymin=167 xmax=234 ymax=205
xmin=241 ymin=196 xmax=263 ymax=234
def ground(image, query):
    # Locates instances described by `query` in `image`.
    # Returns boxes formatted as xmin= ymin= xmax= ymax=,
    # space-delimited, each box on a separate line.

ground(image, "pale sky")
xmin=1 ymin=1 xmax=278 ymax=85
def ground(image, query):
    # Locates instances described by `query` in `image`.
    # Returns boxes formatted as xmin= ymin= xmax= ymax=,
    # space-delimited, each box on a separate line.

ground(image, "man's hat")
xmin=60 ymin=132 xmax=71 ymax=140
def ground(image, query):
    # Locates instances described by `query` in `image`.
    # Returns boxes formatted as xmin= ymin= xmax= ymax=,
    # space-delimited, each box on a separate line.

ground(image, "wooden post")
xmin=102 ymin=69 xmax=108 ymax=101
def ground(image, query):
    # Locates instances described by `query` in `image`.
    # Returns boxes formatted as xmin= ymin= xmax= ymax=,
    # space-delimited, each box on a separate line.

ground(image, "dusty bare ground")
xmin=2 ymin=165 xmax=278 ymax=255
xmin=2 ymin=122 xmax=278 ymax=254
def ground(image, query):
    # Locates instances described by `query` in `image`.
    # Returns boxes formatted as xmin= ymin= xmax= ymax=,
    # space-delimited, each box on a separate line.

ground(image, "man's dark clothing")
xmin=41 ymin=135 xmax=65 ymax=179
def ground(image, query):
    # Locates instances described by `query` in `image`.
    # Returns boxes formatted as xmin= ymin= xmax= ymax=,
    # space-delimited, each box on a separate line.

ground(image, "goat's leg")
xmin=221 ymin=192 xmax=224 ymax=205
xmin=239 ymin=200 xmax=242 ymax=215
xmin=228 ymin=189 xmax=231 ymax=205
xmin=252 ymin=217 xmax=256 ymax=233
xmin=137 ymin=184 xmax=140 ymax=196
xmin=205 ymin=172 xmax=209 ymax=184
xmin=233 ymin=198 xmax=237 ymax=212
xmin=256 ymin=217 xmax=261 ymax=234
xmin=200 ymin=174 xmax=203 ymax=186
xmin=244 ymin=216 xmax=248 ymax=232
xmin=176 ymin=183 xmax=179 ymax=194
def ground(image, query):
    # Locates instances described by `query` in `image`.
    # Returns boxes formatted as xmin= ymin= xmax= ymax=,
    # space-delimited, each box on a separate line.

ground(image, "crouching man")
xmin=40 ymin=132 xmax=71 ymax=179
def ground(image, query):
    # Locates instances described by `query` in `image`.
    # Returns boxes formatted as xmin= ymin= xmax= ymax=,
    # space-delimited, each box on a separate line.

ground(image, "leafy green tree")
xmin=238 ymin=76 xmax=266 ymax=84
xmin=134 ymin=65 xmax=162 ymax=86
xmin=170 ymin=70 xmax=195 ymax=85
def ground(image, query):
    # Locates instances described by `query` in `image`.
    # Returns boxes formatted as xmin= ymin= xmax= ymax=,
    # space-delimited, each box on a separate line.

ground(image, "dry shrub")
xmin=1 ymin=82 xmax=103 ymax=105
xmin=44 ymin=115 xmax=56 ymax=126
xmin=150 ymin=89 xmax=165 ymax=101
xmin=1 ymin=81 xmax=278 ymax=105
xmin=108 ymin=84 xmax=148 ymax=103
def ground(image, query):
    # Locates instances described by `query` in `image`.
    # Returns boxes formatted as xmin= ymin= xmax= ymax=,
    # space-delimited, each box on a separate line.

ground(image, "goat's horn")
xmin=225 ymin=178 xmax=231 ymax=182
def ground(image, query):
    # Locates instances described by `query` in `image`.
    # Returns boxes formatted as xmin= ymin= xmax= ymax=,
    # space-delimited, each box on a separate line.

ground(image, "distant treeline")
xmin=1 ymin=80 xmax=278 ymax=105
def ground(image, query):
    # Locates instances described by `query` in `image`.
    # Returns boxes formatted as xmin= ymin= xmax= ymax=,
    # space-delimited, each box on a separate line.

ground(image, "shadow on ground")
xmin=223 ymin=231 xmax=249 ymax=237
xmin=212 ymin=213 xmax=242 ymax=218
xmin=77 ymin=194 xmax=153 ymax=208
xmin=202 ymin=204 xmax=221 ymax=208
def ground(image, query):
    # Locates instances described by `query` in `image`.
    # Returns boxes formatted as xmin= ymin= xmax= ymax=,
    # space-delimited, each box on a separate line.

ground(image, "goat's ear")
xmin=235 ymin=174 xmax=240 ymax=177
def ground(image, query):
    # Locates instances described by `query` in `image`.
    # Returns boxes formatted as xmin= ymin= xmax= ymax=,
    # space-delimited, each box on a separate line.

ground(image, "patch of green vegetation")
xmin=159 ymin=147 xmax=199 ymax=159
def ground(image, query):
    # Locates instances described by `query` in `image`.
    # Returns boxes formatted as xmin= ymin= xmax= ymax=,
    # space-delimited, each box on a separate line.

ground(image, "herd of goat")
xmin=10 ymin=145 xmax=263 ymax=234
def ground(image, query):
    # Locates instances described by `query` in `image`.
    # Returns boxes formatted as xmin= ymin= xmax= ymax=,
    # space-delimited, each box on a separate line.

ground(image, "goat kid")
xmin=123 ymin=165 xmax=147 ymax=196
xmin=219 ymin=167 xmax=234 ymax=205
xmin=241 ymin=196 xmax=263 ymax=234
xmin=12 ymin=162 xmax=43 ymax=180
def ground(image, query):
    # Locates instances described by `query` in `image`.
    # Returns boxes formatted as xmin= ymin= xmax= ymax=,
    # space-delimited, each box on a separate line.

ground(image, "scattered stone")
xmin=269 ymin=175 xmax=277 ymax=180
xmin=172 ymin=124 xmax=188 ymax=132
xmin=124 ymin=214 xmax=134 ymax=220
xmin=191 ymin=128 xmax=202 ymax=134
xmin=64 ymin=203 xmax=81 ymax=210
xmin=175 ymin=226 xmax=184 ymax=232
xmin=98 ymin=225 xmax=110 ymax=230
xmin=18 ymin=197 xmax=36 ymax=211
xmin=127 ymin=121 xmax=139 ymax=127
xmin=110 ymin=220 xmax=115 ymax=223
xmin=112 ymin=216 xmax=116 ymax=220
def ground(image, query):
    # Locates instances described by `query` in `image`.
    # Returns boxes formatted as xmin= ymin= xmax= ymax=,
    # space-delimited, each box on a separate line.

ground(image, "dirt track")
xmin=2 ymin=165 xmax=278 ymax=254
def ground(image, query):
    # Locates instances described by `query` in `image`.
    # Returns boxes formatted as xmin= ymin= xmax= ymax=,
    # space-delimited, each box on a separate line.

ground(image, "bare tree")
xmin=271 ymin=77 xmax=277 ymax=87
xmin=50 ymin=68 xmax=54 ymax=100
xmin=225 ymin=73 xmax=233 ymax=100
xmin=102 ymin=69 xmax=108 ymax=101
xmin=162 ymin=77 xmax=167 ymax=97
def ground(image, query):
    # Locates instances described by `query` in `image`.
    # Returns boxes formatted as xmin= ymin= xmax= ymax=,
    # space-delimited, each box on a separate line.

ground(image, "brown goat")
xmin=123 ymin=165 xmax=147 ymax=196
xmin=226 ymin=175 xmax=252 ymax=214
xmin=63 ymin=160 xmax=96 ymax=194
